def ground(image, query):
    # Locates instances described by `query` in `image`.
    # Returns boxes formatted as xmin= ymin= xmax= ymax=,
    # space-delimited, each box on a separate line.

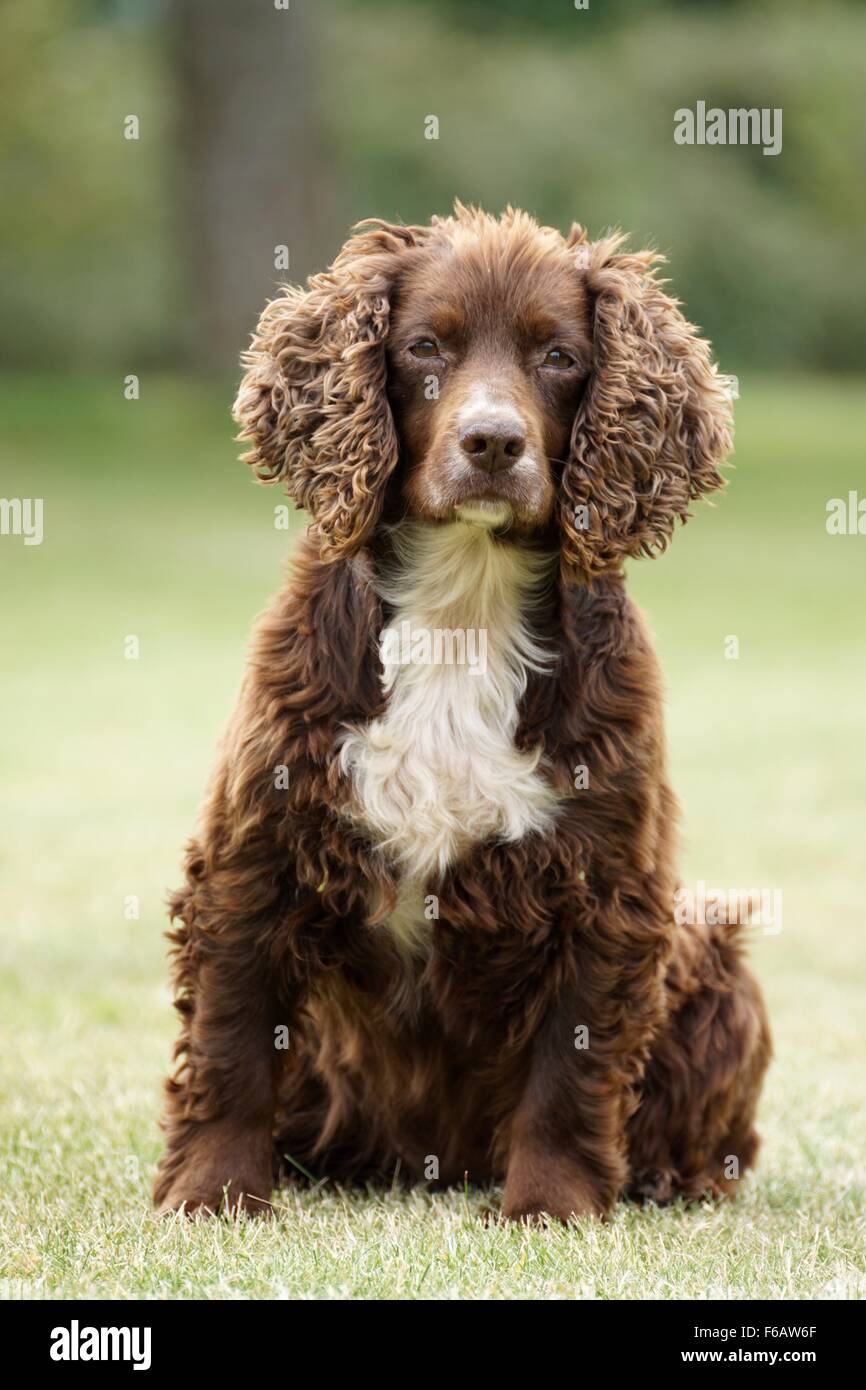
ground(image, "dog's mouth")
xmin=403 ymin=442 xmax=554 ymax=533
xmin=448 ymin=451 xmax=545 ymax=517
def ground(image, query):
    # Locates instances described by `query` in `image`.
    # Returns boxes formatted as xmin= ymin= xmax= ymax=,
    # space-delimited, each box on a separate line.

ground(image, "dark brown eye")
xmin=409 ymin=339 xmax=440 ymax=358
xmin=542 ymin=348 xmax=575 ymax=369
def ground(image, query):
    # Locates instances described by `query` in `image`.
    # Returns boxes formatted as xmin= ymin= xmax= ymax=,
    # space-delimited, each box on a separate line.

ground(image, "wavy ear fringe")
xmin=233 ymin=221 xmax=427 ymax=563
xmin=560 ymin=234 xmax=733 ymax=583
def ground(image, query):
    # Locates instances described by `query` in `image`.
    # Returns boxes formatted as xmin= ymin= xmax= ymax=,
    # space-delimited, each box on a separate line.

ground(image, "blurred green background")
xmin=2 ymin=0 xmax=865 ymax=371
xmin=1 ymin=0 xmax=864 ymax=1299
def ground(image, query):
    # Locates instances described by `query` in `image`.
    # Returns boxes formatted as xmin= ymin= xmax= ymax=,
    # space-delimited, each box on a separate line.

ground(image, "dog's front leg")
xmin=502 ymin=929 xmax=667 ymax=1224
xmin=153 ymin=874 xmax=290 ymax=1216
xmin=502 ymin=1006 xmax=625 ymax=1222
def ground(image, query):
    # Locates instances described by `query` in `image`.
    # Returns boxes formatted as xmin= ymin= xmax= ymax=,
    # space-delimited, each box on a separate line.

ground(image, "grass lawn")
xmin=1 ymin=373 xmax=864 ymax=1300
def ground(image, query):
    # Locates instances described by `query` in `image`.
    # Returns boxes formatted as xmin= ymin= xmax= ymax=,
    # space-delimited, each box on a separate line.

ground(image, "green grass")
xmin=1 ymin=373 xmax=864 ymax=1300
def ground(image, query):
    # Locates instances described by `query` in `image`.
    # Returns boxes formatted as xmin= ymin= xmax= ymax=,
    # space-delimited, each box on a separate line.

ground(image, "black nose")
xmin=458 ymin=419 xmax=526 ymax=473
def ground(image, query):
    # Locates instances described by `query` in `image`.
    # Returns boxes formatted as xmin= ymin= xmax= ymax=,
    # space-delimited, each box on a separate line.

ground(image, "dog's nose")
xmin=458 ymin=419 xmax=526 ymax=473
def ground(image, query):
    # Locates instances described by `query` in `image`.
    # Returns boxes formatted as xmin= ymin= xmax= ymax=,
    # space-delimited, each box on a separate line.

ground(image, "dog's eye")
xmin=542 ymin=348 xmax=575 ymax=369
xmin=409 ymin=339 xmax=440 ymax=358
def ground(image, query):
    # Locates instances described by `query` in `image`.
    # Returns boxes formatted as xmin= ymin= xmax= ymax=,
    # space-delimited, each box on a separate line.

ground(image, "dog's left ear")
xmin=560 ymin=229 xmax=733 ymax=582
xmin=233 ymin=220 xmax=425 ymax=563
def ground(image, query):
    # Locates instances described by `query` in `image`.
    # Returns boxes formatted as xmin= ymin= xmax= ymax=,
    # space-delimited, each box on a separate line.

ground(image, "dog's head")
xmin=234 ymin=204 xmax=732 ymax=579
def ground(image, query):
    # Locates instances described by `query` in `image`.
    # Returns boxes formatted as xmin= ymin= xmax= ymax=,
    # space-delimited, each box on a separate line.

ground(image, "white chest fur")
xmin=338 ymin=520 xmax=561 ymax=948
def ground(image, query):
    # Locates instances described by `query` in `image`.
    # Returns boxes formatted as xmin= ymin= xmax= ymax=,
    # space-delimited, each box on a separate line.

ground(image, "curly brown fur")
xmin=154 ymin=205 xmax=770 ymax=1222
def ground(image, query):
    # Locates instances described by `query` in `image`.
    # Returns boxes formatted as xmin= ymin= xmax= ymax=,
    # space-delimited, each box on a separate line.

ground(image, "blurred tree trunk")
xmin=172 ymin=0 xmax=328 ymax=374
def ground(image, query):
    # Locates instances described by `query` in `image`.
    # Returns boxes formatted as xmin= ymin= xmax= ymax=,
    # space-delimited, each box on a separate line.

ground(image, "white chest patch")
xmin=338 ymin=520 xmax=561 ymax=949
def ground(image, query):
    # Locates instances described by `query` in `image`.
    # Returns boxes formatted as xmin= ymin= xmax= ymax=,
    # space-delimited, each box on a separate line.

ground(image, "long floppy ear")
xmin=560 ymin=230 xmax=733 ymax=582
xmin=232 ymin=220 xmax=425 ymax=563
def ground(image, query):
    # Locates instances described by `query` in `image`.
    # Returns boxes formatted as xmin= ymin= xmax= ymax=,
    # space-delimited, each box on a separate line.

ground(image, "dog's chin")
xmin=454 ymin=498 xmax=514 ymax=529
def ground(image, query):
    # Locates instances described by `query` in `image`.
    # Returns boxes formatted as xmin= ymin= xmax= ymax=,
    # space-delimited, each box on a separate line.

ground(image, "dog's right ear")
xmin=233 ymin=221 xmax=426 ymax=563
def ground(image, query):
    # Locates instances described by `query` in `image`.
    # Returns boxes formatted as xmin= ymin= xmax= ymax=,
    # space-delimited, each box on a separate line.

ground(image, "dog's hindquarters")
xmin=626 ymin=918 xmax=771 ymax=1204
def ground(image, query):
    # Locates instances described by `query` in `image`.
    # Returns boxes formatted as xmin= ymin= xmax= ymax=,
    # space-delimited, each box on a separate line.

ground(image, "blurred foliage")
xmin=1 ymin=0 xmax=864 ymax=370
xmin=0 ymin=0 xmax=180 ymax=366
xmin=353 ymin=0 xmax=731 ymax=35
xmin=328 ymin=0 xmax=866 ymax=371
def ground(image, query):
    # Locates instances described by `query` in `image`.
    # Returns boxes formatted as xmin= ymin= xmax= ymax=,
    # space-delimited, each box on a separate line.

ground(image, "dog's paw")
xmin=501 ymin=1192 xmax=603 ymax=1226
xmin=501 ymin=1149 xmax=608 ymax=1225
xmin=627 ymin=1166 xmax=677 ymax=1205
xmin=157 ymin=1174 xmax=273 ymax=1218
xmin=154 ymin=1121 xmax=274 ymax=1218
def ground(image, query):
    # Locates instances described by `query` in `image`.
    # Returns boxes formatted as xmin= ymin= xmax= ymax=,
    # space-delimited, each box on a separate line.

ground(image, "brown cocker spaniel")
xmin=154 ymin=205 xmax=771 ymax=1223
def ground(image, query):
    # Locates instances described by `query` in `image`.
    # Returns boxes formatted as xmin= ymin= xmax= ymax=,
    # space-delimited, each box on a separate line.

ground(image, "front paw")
xmin=158 ymin=1173 xmax=273 ymax=1218
xmin=501 ymin=1192 xmax=602 ymax=1225
xmin=154 ymin=1120 xmax=274 ymax=1217
xmin=502 ymin=1149 xmax=608 ymax=1225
